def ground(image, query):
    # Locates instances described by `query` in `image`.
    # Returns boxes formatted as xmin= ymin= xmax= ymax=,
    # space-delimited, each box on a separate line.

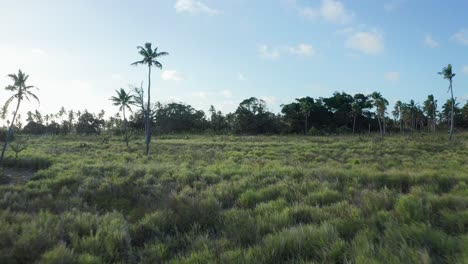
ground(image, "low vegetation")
xmin=0 ymin=133 xmax=466 ymax=263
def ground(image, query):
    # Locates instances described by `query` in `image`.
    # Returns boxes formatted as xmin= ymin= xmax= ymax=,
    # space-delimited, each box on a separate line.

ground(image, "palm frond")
xmin=3 ymin=96 xmax=15 ymax=110
xmin=25 ymin=91 xmax=40 ymax=105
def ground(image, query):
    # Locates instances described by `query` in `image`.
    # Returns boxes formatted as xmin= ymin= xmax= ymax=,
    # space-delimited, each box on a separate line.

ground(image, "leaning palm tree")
xmin=0 ymin=70 xmax=39 ymax=167
xmin=131 ymin=43 xmax=169 ymax=155
xmin=438 ymin=64 xmax=456 ymax=140
xmin=110 ymin=88 xmax=135 ymax=147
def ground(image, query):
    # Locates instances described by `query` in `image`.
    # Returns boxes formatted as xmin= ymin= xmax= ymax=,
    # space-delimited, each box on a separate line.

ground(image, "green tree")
xmin=0 ymin=70 xmax=39 ymax=167
xmin=423 ymin=95 xmax=437 ymax=133
xmin=371 ymin=92 xmax=389 ymax=137
xmin=297 ymin=97 xmax=314 ymax=134
xmin=131 ymin=43 xmax=169 ymax=155
xmin=438 ymin=64 xmax=456 ymax=140
xmin=392 ymin=100 xmax=403 ymax=132
xmin=110 ymin=88 xmax=135 ymax=147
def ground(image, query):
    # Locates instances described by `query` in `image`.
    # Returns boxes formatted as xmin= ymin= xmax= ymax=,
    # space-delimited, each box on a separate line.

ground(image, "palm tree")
xmin=371 ymin=92 xmax=389 ymax=137
xmin=0 ymin=70 xmax=39 ymax=167
xmin=110 ymin=88 xmax=135 ymax=147
xmin=423 ymin=95 xmax=437 ymax=133
xmin=351 ymin=102 xmax=360 ymax=135
xmin=297 ymin=97 xmax=314 ymax=135
xmin=392 ymin=100 xmax=403 ymax=133
xmin=131 ymin=42 xmax=169 ymax=155
xmin=438 ymin=64 xmax=456 ymax=140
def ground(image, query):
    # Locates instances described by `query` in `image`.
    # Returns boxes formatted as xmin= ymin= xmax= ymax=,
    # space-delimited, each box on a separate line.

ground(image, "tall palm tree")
xmin=438 ymin=64 xmax=456 ymax=140
xmin=0 ymin=70 xmax=39 ymax=167
xmin=351 ymin=102 xmax=360 ymax=135
xmin=297 ymin=97 xmax=314 ymax=135
xmin=371 ymin=92 xmax=389 ymax=137
xmin=392 ymin=100 xmax=403 ymax=133
xmin=423 ymin=95 xmax=437 ymax=133
xmin=110 ymin=88 xmax=135 ymax=147
xmin=131 ymin=42 xmax=169 ymax=155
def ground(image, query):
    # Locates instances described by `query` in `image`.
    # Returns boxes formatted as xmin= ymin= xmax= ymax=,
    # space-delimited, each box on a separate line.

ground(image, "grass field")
xmin=0 ymin=133 xmax=467 ymax=263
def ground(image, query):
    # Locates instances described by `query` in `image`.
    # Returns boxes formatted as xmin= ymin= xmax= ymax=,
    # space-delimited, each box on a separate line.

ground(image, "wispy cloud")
xmin=287 ymin=44 xmax=315 ymax=57
xmin=174 ymin=0 xmax=219 ymax=15
xmin=451 ymin=29 xmax=468 ymax=46
xmin=301 ymin=0 xmax=354 ymax=24
xmin=462 ymin=66 xmax=468 ymax=75
xmin=384 ymin=0 xmax=407 ymax=11
xmin=345 ymin=31 xmax=384 ymax=55
xmin=258 ymin=45 xmax=280 ymax=59
xmin=237 ymin=73 xmax=246 ymax=81
xmin=259 ymin=43 xmax=315 ymax=59
xmin=161 ymin=70 xmax=183 ymax=81
xmin=221 ymin=89 xmax=233 ymax=98
xmin=260 ymin=96 xmax=277 ymax=106
xmin=423 ymin=34 xmax=439 ymax=48
xmin=384 ymin=72 xmax=400 ymax=83
xmin=191 ymin=91 xmax=207 ymax=99
xmin=31 ymin=48 xmax=45 ymax=55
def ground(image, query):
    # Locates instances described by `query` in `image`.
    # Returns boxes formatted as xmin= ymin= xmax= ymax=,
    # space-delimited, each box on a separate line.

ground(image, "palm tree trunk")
xmin=377 ymin=116 xmax=383 ymax=137
xmin=352 ymin=113 xmax=356 ymax=135
xmin=383 ymin=115 xmax=386 ymax=135
xmin=304 ymin=114 xmax=308 ymax=135
xmin=146 ymin=65 xmax=152 ymax=155
xmin=123 ymin=108 xmax=128 ymax=147
xmin=449 ymin=81 xmax=454 ymax=140
xmin=0 ymin=99 xmax=21 ymax=167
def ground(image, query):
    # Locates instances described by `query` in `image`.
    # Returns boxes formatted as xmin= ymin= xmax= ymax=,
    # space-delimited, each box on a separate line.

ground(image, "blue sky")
xmin=0 ymin=0 xmax=467 ymax=118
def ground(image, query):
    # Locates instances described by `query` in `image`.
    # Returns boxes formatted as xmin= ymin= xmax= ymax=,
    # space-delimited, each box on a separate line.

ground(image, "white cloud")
xmin=237 ymin=73 xmax=246 ymax=81
xmin=384 ymin=0 xmax=406 ymax=11
xmin=462 ymin=66 xmax=468 ymax=75
xmin=221 ymin=89 xmax=232 ymax=98
xmin=287 ymin=44 xmax=315 ymax=57
xmin=384 ymin=72 xmax=400 ymax=82
xmin=161 ymin=70 xmax=183 ymax=81
xmin=424 ymin=34 xmax=439 ymax=48
xmin=260 ymin=96 xmax=277 ymax=106
xmin=175 ymin=0 xmax=219 ymax=15
xmin=191 ymin=91 xmax=207 ymax=99
xmin=451 ymin=29 xmax=468 ymax=46
xmin=258 ymin=45 xmax=280 ymax=59
xmin=345 ymin=31 xmax=384 ymax=55
xmin=31 ymin=48 xmax=45 ymax=55
xmin=302 ymin=0 xmax=354 ymax=24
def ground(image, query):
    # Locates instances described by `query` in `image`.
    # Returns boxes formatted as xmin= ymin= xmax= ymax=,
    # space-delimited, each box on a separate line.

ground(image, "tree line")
xmin=2 ymin=90 xmax=467 ymax=138
xmin=0 ymin=41 xmax=466 ymax=162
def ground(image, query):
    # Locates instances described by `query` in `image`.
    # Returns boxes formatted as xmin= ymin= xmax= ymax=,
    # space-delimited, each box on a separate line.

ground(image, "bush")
xmin=39 ymin=244 xmax=76 ymax=264
xmin=223 ymin=209 xmax=257 ymax=246
xmin=250 ymin=224 xmax=345 ymax=263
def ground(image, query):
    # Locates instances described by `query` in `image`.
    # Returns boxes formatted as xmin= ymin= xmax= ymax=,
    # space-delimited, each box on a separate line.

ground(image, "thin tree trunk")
xmin=432 ymin=105 xmax=436 ymax=133
xmin=0 ymin=99 xmax=21 ymax=167
xmin=352 ymin=113 xmax=356 ymax=135
xmin=304 ymin=114 xmax=308 ymax=135
xmin=449 ymin=81 xmax=454 ymax=140
xmin=383 ymin=115 xmax=386 ymax=135
xmin=123 ymin=107 xmax=128 ymax=147
xmin=146 ymin=65 xmax=152 ymax=155
xmin=377 ymin=116 xmax=383 ymax=137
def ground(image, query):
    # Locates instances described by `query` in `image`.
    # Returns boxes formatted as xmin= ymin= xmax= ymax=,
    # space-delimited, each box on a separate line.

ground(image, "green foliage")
xmin=0 ymin=134 xmax=466 ymax=263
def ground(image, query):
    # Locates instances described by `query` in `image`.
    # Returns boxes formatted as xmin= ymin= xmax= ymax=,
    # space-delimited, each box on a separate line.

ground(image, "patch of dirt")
xmin=2 ymin=168 xmax=36 ymax=185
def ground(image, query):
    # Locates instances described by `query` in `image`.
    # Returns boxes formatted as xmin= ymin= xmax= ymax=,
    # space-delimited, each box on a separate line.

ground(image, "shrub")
xmin=39 ymin=244 xmax=76 ymax=264
xmin=250 ymin=224 xmax=345 ymax=263
xmin=223 ymin=209 xmax=257 ymax=246
xmin=305 ymin=189 xmax=343 ymax=206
